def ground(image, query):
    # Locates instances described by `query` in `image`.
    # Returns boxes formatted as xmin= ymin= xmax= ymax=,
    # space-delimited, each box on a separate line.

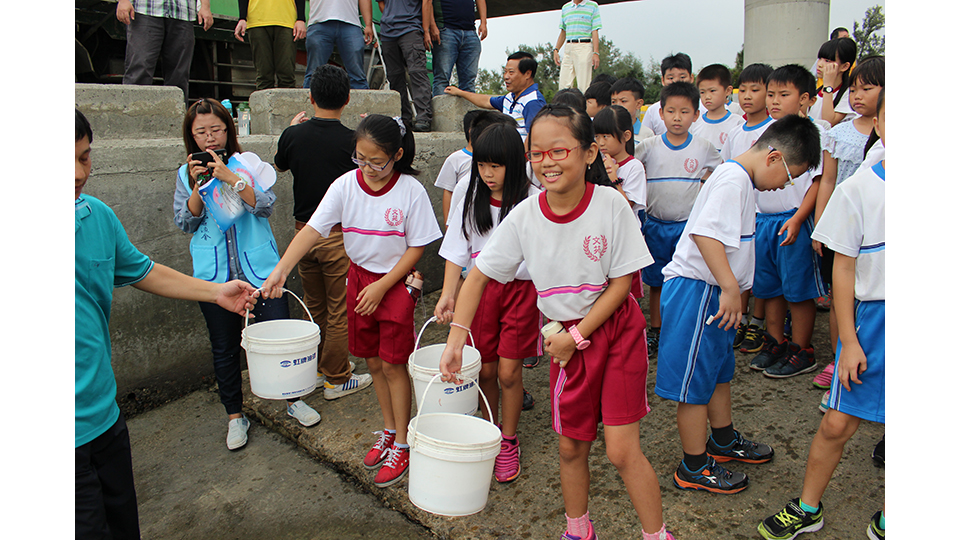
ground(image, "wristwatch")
xmin=822 ymin=86 xmax=835 ymax=94
xmin=232 ymin=179 xmax=247 ymax=193
xmin=568 ymin=325 xmax=591 ymax=350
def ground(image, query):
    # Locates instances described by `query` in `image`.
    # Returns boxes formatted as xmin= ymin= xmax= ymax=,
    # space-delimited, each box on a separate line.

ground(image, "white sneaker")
xmin=818 ymin=390 xmax=830 ymax=414
xmin=324 ymin=372 xmax=373 ymax=400
xmin=317 ymin=360 xmax=357 ymax=385
xmin=226 ymin=415 xmax=250 ymax=450
xmin=286 ymin=400 xmax=321 ymax=427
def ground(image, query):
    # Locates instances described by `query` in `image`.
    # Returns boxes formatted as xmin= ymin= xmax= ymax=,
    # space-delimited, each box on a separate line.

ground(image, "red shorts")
xmin=630 ymin=271 xmax=644 ymax=299
xmin=346 ymin=263 xmax=415 ymax=365
xmin=472 ymin=279 xmax=540 ymax=364
xmin=549 ymin=297 xmax=650 ymax=441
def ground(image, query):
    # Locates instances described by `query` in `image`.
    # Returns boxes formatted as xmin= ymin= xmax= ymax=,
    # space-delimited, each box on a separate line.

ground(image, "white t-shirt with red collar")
xmin=616 ymin=155 xmax=647 ymax=216
xmin=476 ymin=182 xmax=653 ymax=322
xmin=307 ymin=169 xmax=443 ymax=274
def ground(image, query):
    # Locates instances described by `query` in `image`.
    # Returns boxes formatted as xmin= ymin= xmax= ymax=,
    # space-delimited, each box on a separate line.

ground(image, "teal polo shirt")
xmin=75 ymin=195 xmax=153 ymax=447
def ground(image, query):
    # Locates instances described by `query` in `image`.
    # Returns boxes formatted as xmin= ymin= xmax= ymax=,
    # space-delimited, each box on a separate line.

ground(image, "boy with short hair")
xmin=758 ymin=90 xmax=884 ymax=540
xmin=720 ymin=62 xmax=774 ymax=352
xmin=435 ymin=109 xmax=483 ymax=225
xmin=611 ymin=77 xmax=655 ymax=144
xmin=274 ymin=64 xmax=373 ymax=399
xmin=655 ymin=115 xmax=823 ymax=495
xmin=640 ymin=53 xmax=707 ymax=137
xmin=748 ymin=65 xmax=829 ymax=381
xmin=634 ymin=82 xmax=722 ymax=354
xmin=584 ymin=80 xmax=611 ymax=118
xmin=691 ymin=63 xmax=744 ymax=152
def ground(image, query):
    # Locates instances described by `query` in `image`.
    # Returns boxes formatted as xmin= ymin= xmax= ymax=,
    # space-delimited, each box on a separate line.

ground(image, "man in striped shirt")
xmin=552 ymin=0 xmax=602 ymax=91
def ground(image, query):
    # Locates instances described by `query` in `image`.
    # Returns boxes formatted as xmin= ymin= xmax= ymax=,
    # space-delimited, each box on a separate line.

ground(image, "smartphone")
xmin=190 ymin=148 xmax=228 ymax=166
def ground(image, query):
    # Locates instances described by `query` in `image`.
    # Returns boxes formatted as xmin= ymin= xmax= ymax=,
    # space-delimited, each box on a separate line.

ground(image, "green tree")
xmin=853 ymin=5 xmax=885 ymax=59
xmin=731 ymin=46 xmax=744 ymax=86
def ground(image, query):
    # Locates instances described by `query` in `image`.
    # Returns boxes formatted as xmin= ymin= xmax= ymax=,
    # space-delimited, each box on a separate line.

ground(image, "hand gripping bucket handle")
xmin=410 ymin=373 xmax=494 ymax=450
xmin=415 ymin=315 xmax=475 ymax=351
xmin=244 ymin=287 xmax=314 ymax=327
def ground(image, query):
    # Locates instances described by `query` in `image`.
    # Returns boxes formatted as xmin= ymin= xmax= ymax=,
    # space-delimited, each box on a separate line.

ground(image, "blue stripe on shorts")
xmin=827 ymin=300 xmax=885 ymax=423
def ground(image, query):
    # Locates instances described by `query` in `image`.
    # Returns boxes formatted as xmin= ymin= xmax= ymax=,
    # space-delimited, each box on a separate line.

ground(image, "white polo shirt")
xmin=720 ymin=115 xmax=773 ymax=163
xmin=635 ymin=133 xmax=722 ymax=221
xmin=434 ymin=148 xmax=472 ymax=192
xmin=691 ymin=110 xmax=745 ymax=152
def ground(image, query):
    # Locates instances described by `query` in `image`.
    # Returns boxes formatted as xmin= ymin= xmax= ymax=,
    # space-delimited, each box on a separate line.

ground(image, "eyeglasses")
xmin=351 ymin=153 xmax=392 ymax=172
xmin=193 ymin=126 xmax=226 ymax=139
xmin=525 ymin=146 xmax=581 ymax=163
xmin=769 ymin=146 xmax=795 ymax=186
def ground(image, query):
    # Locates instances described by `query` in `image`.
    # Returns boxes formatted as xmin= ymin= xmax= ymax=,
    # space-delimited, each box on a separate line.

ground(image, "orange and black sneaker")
xmin=673 ymin=456 xmax=748 ymax=494
xmin=707 ymin=430 xmax=774 ymax=464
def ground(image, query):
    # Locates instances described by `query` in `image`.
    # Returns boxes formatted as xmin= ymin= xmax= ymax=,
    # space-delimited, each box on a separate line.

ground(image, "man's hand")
xmin=592 ymin=53 xmax=600 ymax=69
xmin=234 ymin=20 xmax=247 ymax=42
xmin=444 ymin=86 xmax=464 ymax=97
xmin=198 ymin=4 xmax=214 ymax=31
xmin=293 ymin=20 xmax=307 ymax=41
xmin=553 ymin=49 xmax=561 ymax=67
xmin=478 ymin=21 xmax=487 ymax=40
xmin=117 ymin=0 xmax=135 ymax=25
xmin=363 ymin=24 xmax=374 ymax=45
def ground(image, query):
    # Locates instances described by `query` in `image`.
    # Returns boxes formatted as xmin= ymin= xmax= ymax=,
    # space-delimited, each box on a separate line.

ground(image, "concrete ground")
xmin=132 ymin=288 xmax=884 ymax=539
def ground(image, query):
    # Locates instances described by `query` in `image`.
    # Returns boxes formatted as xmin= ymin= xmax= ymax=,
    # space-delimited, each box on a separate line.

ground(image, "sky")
xmin=476 ymin=0 xmax=884 ymax=74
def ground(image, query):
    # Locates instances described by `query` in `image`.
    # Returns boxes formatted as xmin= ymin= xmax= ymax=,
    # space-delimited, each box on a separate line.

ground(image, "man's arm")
xmin=198 ymin=0 xmax=213 ymax=31
xmin=590 ymin=29 xmax=600 ymax=69
xmin=116 ymin=0 xmax=134 ymax=24
xmin=423 ymin=0 xmax=436 ymax=49
xmin=553 ymin=30 xmax=566 ymax=66
xmin=360 ymin=0 xmax=374 ymax=44
xmin=443 ymin=87 xmax=495 ymax=109
xmin=476 ymin=0 xmax=487 ymax=40
xmin=132 ymin=263 xmax=258 ymax=316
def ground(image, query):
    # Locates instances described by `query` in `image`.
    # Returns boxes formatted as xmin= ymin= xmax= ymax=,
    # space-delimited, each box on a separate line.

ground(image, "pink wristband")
xmin=450 ymin=323 xmax=471 ymax=333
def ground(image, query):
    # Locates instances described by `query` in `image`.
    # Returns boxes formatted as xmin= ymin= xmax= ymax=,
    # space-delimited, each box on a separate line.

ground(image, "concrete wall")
xmin=77 ymin=84 xmax=469 ymax=410
xmin=744 ymin=0 xmax=829 ymax=68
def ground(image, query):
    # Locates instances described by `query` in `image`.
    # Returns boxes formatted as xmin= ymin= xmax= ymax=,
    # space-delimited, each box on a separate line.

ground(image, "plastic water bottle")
xmin=238 ymin=102 xmax=251 ymax=136
xmin=221 ymin=99 xmax=233 ymax=116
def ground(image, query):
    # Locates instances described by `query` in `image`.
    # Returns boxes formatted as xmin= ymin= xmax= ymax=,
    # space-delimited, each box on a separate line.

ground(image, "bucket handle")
xmin=244 ymin=287 xmax=314 ymax=328
xmin=410 ymin=373 xmax=495 ymax=450
xmin=415 ymin=315 xmax=475 ymax=350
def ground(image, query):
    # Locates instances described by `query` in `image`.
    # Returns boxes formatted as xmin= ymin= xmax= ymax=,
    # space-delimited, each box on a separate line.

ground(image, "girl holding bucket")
xmin=435 ymin=123 xmax=542 ymax=484
xmin=261 ymin=115 xmax=442 ymax=488
xmin=175 ymin=98 xmax=322 ymax=451
xmin=439 ymin=105 xmax=675 ymax=540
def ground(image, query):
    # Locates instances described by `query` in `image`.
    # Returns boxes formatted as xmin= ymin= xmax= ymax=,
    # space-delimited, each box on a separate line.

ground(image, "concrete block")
xmin=75 ymin=84 xmax=185 ymax=140
xmin=249 ymin=89 xmax=401 ymax=135
xmin=430 ymin=94 xmax=481 ymax=134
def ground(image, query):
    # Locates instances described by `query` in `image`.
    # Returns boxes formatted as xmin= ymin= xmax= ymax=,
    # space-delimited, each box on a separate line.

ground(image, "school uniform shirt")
xmin=754 ymin=119 xmax=827 ymax=213
xmin=691 ymin=109 xmax=745 ymax=152
xmin=855 ymin=139 xmax=884 ymax=175
xmin=662 ymin=160 xmax=757 ymax=292
xmin=476 ymin=182 xmax=653 ymax=322
xmin=719 ymin=115 xmax=773 ymax=162
xmin=811 ymin=161 xmax=885 ymax=301
xmin=440 ymin=184 xmax=542 ymax=279
xmin=434 ymin=148 xmax=472 ymax=192
xmin=639 ymin=101 xmax=710 ymax=137
xmin=307 ymin=169 xmax=442 ymax=274
xmin=635 ymin=133 xmax=722 ymax=222
xmin=489 ymin=84 xmax=547 ymax=139
xmin=632 ymin=118 xmax=655 ymax=145
xmin=449 ymin=165 xmax=539 ymax=227
xmin=616 ymin=155 xmax=647 ymax=215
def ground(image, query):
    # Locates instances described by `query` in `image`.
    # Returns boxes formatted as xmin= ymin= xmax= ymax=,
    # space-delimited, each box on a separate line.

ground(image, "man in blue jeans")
xmin=304 ymin=0 xmax=374 ymax=89
xmin=425 ymin=0 xmax=487 ymax=95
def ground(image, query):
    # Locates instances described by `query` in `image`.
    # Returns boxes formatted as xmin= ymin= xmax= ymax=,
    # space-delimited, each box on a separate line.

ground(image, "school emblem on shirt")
xmin=684 ymin=158 xmax=700 ymax=173
xmin=719 ymin=132 xmax=728 ymax=145
xmin=384 ymin=208 xmax=404 ymax=227
xmin=583 ymin=235 xmax=608 ymax=262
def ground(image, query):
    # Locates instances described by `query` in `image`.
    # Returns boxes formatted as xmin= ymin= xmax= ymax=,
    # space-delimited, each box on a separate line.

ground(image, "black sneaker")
xmin=783 ymin=310 xmax=792 ymax=341
xmin=673 ymin=456 xmax=748 ymax=494
xmin=764 ymin=345 xmax=817 ymax=379
xmin=749 ymin=334 xmax=788 ymax=371
xmin=523 ymin=356 xmax=540 ymax=369
xmin=733 ymin=322 xmax=748 ymax=349
xmin=413 ymin=121 xmax=431 ymax=132
xmin=872 ymin=436 xmax=884 ymax=467
xmin=706 ymin=430 xmax=774 ymax=464
xmin=758 ymin=498 xmax=824 ymax=539
xmin=867 ymin=510 xmax=884 ymax=540
xmin=647 ymin=327 xmax=660 ymax=357
xmin=739 ymin=323 xmax=765 ymax=353
xmin=522 ymin=389 xmax=534 ymax=411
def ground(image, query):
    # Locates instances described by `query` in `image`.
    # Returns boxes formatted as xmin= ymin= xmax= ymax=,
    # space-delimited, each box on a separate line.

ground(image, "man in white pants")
xmin=553 ymin=0 xmax=602 ymax=91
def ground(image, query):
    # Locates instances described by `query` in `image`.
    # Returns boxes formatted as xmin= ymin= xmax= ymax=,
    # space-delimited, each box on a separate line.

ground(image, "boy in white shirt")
xmin=611 ymin=77 xmax=655 ymax=144
xmin=691 ymin=64 xmax=744 ymax=152
xmin=435 ymin=109 xmax=483 ymax=225
xmin=656 ymin=115 xmax=823 ymax=495
xmin=640 ymin=53 xmax=708 ymax=137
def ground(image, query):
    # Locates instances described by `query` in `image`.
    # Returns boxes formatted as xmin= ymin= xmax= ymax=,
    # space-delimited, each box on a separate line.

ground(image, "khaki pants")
xmin=297 ymin=226 xmax=351 ymax=385
xmin=559 ymin=42 xmax=594 ymax=91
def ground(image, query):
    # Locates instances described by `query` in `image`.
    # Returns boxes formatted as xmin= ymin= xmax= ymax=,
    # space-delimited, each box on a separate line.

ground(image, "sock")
xmin=711 ymin=424 xmax=737 ymax=447
xmin=682 ymin=452 xmax=708 ymax=472
xmin=879 ymin=512 xmax=885 ymax=530
xmin=642 ymin=524 xmax=668 ymax=540
xmin=741 ymin=314 xmax=749 ymax=325
xmin=750 ymin=316 xmax=764 ymax=327
xmin=385 ymin=429 xmax=397 ymax=435
xmin=798 ymin=499 xmax=819 ymax=513
xmin=565 ymin=512 xmax=592 ymax=538
xmin=394 ymin=442 xmax=410 ymax=449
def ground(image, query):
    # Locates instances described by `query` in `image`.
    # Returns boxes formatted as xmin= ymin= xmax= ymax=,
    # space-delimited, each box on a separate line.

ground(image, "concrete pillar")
xmin=744 ymin=0 xmax=829 ymax=68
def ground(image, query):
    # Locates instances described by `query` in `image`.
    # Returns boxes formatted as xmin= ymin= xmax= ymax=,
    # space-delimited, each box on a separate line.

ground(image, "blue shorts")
xmin=641 ymin=216 xmax=686 ymax=288
xmin=753 ymin=209 xmax=826 ymax=302
xmin=826 ymin=300 xmax=885 ymax=423
xmin=655 ymin=277 xmax=736 ymax=405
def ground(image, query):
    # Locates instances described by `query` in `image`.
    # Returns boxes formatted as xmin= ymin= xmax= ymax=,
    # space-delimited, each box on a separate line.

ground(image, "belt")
xmin=566 ymin=38 xmax=591 ymax=43
xmin=295 ymin=221 xmax=342 ymax=233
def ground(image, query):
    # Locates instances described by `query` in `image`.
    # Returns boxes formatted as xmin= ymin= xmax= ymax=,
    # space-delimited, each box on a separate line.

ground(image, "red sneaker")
xmin=363 ymin=431 xmax=395 ymax=469
xmin=374 ymin=445 xmax=410 ymax=487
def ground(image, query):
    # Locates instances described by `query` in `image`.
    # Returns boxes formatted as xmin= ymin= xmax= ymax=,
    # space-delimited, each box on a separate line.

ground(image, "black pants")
xmin=75 ymin=413 xmax=140 ymax=540
xmin=380 ymin=30 xmax=433 ymax=125
xmin=122 ymin=13 xmax=195 ymax=99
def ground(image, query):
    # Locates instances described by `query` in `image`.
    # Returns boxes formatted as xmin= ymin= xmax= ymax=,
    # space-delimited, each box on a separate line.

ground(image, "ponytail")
xmin=354 ymin=115 xmax=421 ymax=176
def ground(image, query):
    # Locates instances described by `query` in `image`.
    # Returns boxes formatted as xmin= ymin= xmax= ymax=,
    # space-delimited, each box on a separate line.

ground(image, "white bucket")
xmin=408 ymin=316 xmax=482 ymax=415
xmin=241 ymin=288 xmax=321 ymax=400
xmin=408 ymin=373 xmax=502 ymax=516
